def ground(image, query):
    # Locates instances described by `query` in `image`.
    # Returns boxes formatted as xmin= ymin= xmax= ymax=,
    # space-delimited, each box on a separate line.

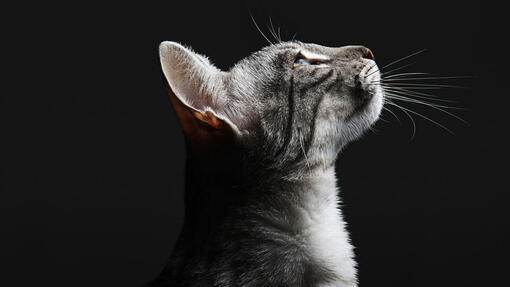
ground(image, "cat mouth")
xmin=353 ymin=63 xmax=381 ymax=103
xmin=350 ymin=87 xmax=374 ymax=116
xmin=355 ymin=75 xmax=374 ymax=102
xmin=348 ymin=62 xmax=383 ymax=117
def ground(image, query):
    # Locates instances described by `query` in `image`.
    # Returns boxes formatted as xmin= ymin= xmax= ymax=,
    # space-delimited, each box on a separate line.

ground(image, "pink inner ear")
xmin=160 ymin=42 xmax=224 ymax=119
xmin=167 ymin=87 xmax=235 ymax=154
xmin=160 ymin=41 xmax=246 ymax=135
xmin=192 ymin=110 xmax=225 ymax=129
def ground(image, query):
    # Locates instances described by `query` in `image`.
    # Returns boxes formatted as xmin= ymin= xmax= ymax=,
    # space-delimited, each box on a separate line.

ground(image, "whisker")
xmin=382 ymin=105 xmax=402 ymax=124
xmin=382 ymin=86 xmax=457 ymax=102
xmin=382 ymin=85 xmax=442 ymax=97
xmin=384 ymin=85 xmax=442 ymax=90
xmin=381 ymin=76 xmax=475 ymax=82
xmin=366 ymin=66 xmax=380 ymax=77
xmin=249 ymin=12 xmax=274 ymax=45
xmin=385 ymin=93 xmax=468 ymax=123
xmin=268 ymin=16 xmax=281 ymax=43
xmin=383 ymin=83 xmax=467 ymax=89
xmin=386 ymin=100 xmax=417 ymax=139
xmin=383 ymin=72 xmax=432 ymax=79
xmin=377 ymin=113 xmax=391 ymax=123
xmin=390 ymin=102 xmax=455 ymax=134
xmin=365 ymin=63 xmax=378 ymax=74
xmin=380 ymin=49 xmax=427 ymax=70
xmin=376 ymin=49 xmax=472 ymax=136
xmin=267 ymin=25 xmax=278 ymax=42
xmin=382 ymin=62 xmax=416 ymax=76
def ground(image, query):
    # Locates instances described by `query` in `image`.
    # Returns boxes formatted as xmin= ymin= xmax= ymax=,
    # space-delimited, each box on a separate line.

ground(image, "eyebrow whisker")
xmin=249 ymin=12 xmax=274 ymax=45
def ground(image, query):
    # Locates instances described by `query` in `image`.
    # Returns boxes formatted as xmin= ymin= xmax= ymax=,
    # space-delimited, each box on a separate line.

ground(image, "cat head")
xmin=159 ymin=41 xmax=383 ymax=172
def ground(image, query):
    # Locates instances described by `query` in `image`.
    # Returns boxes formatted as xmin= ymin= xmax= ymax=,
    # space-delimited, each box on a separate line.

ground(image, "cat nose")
xmin=357 ymin=46 xmax=375 ymax=60
xmin=339 ymin=46 xmax=375 ymax=60
xmin=363 ymin=48 xmax=375 ymax=60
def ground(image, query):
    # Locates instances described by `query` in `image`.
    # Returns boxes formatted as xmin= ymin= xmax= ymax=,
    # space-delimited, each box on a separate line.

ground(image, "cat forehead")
xmin=264 ymin=41 xmax=332 ymax=56
xmin=236 ymin=42 xmax=333 ymax=66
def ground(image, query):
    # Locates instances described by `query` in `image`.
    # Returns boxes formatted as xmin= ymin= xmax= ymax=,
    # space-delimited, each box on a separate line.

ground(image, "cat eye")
xmin=295 ymin=58 xmax=311 ymax=66
xmin=293 ymin=52 xmax=325 ymax=68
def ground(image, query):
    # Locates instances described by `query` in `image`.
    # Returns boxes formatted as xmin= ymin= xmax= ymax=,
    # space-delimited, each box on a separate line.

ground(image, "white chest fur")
xmin=294 ymin=168 xmax=358 ymax=287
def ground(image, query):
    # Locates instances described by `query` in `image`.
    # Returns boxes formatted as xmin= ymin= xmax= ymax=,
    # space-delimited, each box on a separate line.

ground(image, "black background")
xmin=2 ymin=1 xmax=506 ymax=286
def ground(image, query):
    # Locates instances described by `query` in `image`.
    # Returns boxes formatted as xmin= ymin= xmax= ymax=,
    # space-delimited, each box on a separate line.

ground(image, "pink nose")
xmin=364 ymin=48 xmax=375 ymax=60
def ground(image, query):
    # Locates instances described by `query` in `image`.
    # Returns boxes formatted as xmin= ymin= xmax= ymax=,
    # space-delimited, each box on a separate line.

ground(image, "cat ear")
xmin=159 ymin=41 xmax=239 ymax=146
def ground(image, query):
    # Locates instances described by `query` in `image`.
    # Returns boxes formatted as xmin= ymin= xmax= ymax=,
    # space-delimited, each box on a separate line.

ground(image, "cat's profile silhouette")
xmin=146 ymin=41 xmax=383 ymax=287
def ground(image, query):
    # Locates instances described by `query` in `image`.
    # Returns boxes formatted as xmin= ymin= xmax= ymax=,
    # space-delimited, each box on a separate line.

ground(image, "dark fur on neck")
xmin=145 ymin=136 xmax=336 ymax=286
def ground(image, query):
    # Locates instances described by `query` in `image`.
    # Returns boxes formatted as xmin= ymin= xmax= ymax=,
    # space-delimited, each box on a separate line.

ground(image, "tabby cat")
xmin=147 ymin=40 xmax=383 ymax=287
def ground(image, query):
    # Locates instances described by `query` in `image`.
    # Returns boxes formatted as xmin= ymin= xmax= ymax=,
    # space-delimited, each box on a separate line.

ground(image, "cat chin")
xmin=364 ymin=85 xmax=384 ymax=124
xmin=340 ymin=86 xmax=384 ymax=143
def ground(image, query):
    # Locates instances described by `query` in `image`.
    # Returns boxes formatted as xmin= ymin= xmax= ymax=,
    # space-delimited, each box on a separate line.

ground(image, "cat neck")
xmin=183 ymin=150 xmax=343 ymax=234
xmin=253 ymin=166 xmax=345 ymax=234
xmin=179 ymin=159 xmax=356 ymax=285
